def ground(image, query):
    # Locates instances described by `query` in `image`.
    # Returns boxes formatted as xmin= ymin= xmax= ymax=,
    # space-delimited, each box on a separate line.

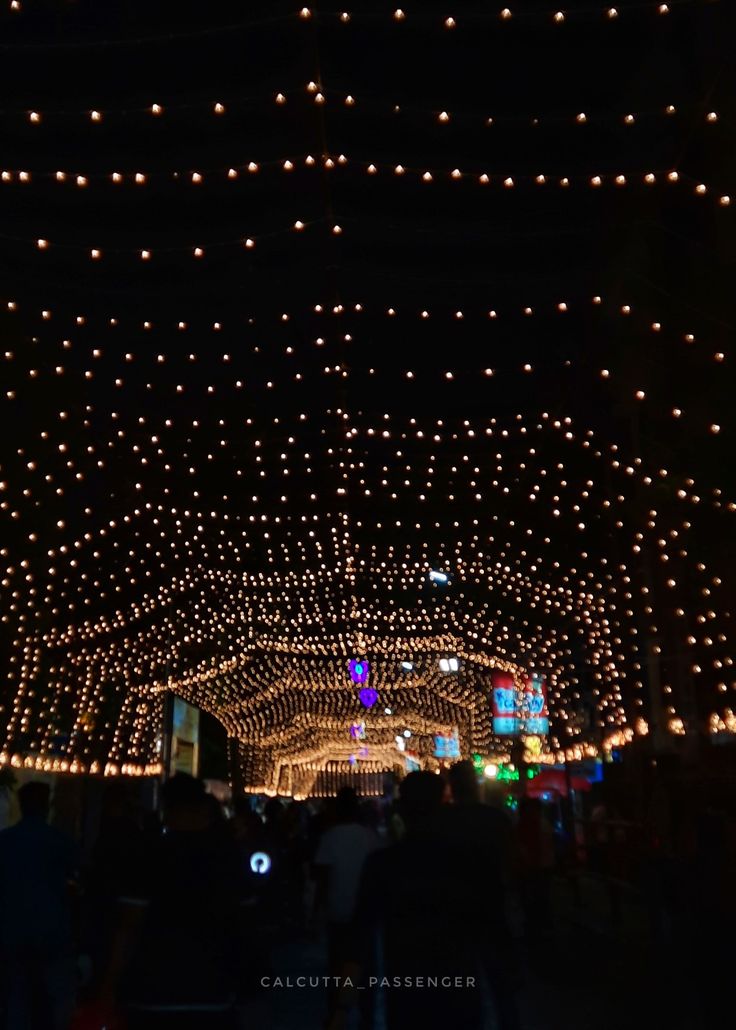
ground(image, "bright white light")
xmin=439 ymin=657 xmax=459 ymax=673
xmin=484 ymin=763 xmax=498 ymax=779
xmin=395 ymin=735 xmax=406 ymax=751
xmin=429 ymin=570 xmax=449 ymax=584
xmin=250 ymin=851 xmax=271 ymax=875
xmin=385 ymin=707 xmax=393 ymax=715
xmin=403 ymin=729 xmax=412 ymax=738
xmin=401 ymin=661 xmax=414 ymax=671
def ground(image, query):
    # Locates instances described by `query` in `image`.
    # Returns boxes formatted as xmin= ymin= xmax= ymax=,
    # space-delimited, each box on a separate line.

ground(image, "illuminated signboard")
xmin=491 ymin=670 xmax=550 ymax=736
xmin=522 ymin=673 xmax=550 ymax=735
xmin=170 ymin=697 xmax=200 ymax=776
xmin=491 ymin=670 xmax=521 ymax=735
xmin=433 ymin=731 xmax=461 ymax=759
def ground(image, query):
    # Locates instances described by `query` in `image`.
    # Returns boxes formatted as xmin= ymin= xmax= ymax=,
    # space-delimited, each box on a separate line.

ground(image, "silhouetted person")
xmin=0 ymin=781 xmax=78 ymax=1030
xmin=443 ymin=760 xmax=514 ymax=879
xmin=517 ymin=797 xmax=555 ymax=937
xmin=84 ymin=784 xmax=144 ymax=988
xmin=314 ymin=787 xmax=379 ymax=1024
xmin=100 ymin=774 xmax=243 ymax=1030
xmin=440 ymin=761 xmax=521 ymax=1029
xmin=333 ymin=772 xmax=484 ymax=1030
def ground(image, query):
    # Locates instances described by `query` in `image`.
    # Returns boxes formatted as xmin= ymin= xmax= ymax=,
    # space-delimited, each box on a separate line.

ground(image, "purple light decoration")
xmin=349 ymin=659 xmax=370 ymax=684
xmin=359 ymin=687 xmax=378 ymax=709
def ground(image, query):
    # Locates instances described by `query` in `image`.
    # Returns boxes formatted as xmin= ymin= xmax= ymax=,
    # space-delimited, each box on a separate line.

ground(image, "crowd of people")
xmin=0 ymin=763 xmax=733 ymax=1029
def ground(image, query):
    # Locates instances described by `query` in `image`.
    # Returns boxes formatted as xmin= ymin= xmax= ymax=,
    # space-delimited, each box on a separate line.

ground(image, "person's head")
xmin=18 ymin=781 xmax=51 ymax=820
xmin=399 ymin=771 xmax=445 ymax=831
xmin=161 ymin=773 xmax=208 ymax=831
xmin=101 ymin=782 xmax=135 ymax=824
xmin=264 ymin=797 xmax=284 ymax=825
xmin=335 ymin=786 xmax=361 ymax=824
xmin=448 ymin=760 xmax=480 ymax=805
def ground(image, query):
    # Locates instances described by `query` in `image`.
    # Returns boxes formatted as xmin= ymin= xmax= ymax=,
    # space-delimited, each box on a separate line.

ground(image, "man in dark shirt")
xmin=101 ymin=774 xmax=244 ymax=1030
xmin=441 ymin=761 xmax=522 ymax=1030
xmin=0 ymin=781 xmax=78 ymax=1030
xmin=342 ymin=772 xmax=485 ymax=1030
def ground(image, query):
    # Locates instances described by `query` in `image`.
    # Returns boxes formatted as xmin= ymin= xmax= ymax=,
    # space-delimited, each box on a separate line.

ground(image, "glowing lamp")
xmin=359 ymin=687 xmax=378 ymax=709
xmin=349 ymin=659 xmax=369 ymax=684
xmin=250 ymin=851 xmax=271 ymax=875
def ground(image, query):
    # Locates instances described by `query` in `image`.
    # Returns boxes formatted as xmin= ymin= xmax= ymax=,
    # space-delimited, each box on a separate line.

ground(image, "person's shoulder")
xmin=0 ymin=821 xmax=20 ymax=849
xmin=362 ymin=840 xmax=395 ymax=878
xmin=319 ymin=822 xmax=342 ymax=844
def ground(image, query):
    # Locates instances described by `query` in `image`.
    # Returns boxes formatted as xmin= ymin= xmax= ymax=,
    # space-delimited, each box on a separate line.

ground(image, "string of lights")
xmin=0 ymin=90 xmax=723 ymax=126
xmin=0 ymin=0 xmax=731 ymax=789
xmin=0 ymin=158 xmax=728 ymax=208
xmin=0 ymin=1 xmax=708 ymax=39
